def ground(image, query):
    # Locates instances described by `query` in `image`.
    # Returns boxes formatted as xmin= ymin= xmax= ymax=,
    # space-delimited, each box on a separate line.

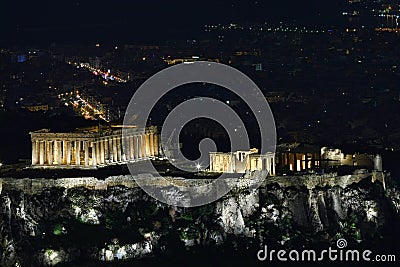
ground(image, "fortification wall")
xmin=0 ymin=171 xmax=378 ymax=195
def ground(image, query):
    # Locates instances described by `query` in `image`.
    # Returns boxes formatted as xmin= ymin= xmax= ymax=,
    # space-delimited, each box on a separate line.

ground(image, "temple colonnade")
xmin=30 ymin=126 xmax=159 ymax=168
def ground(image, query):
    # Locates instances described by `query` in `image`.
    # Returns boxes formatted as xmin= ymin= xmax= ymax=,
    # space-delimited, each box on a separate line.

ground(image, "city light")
xmin=196 ymin=163 xmax=201 ymax=172
xmin=69 ymin=61 xmax=127 ymax=83
xmin=59 ymin=91 xmax=110 ymax=122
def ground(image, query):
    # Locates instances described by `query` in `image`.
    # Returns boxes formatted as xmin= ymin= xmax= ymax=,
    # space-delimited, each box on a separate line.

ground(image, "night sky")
xmin=1 ymin=0 xmax=347 ymax=45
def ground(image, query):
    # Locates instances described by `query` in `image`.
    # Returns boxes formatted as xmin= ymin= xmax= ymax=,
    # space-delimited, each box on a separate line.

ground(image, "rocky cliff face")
xmin=0 ymin=174 xmax=399 ymax=266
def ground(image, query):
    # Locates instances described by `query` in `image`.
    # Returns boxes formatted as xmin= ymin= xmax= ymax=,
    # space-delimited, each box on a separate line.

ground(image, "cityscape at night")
xmin=1 ymin=1 xmax=400 ymax=266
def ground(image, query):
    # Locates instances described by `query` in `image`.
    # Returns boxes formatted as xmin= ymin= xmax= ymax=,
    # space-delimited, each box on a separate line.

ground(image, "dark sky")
xmin=0 ymin=0 xmax=348 ymax=45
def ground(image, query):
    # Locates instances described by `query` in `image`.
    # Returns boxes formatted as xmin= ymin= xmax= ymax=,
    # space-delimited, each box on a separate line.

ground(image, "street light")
xmin=196 ymin=163 xmax=201 ymax=173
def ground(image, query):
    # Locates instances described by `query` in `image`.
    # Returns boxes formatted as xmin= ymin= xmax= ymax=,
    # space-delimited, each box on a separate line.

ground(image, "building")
xmin=209 ymin=148 xmax=275 ymax=175
xmin=23 ymin=104 xmax=49 ymax=112
xmin=275 ymin=143 xmax=322 ymax=172
xmin=30 ymin=126 xmax=159 ymax=168
xmin=321 ymin=147 xmax=379 ymax=170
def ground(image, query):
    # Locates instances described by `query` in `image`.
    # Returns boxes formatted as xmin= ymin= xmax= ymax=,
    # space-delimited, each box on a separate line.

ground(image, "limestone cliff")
xmin=0 ymin=173 xmax=398 ymax=266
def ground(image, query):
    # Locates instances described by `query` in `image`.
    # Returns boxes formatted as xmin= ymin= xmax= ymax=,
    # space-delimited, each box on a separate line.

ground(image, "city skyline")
xmin=1 ymin=1 xmax=400 ymax=266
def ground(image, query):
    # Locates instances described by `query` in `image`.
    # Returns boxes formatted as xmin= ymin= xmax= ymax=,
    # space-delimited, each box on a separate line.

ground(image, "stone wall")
xmin=0 ymin=171 xmax=377 ymax=196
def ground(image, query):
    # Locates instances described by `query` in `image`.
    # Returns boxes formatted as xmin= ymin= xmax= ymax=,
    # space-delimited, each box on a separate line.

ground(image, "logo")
xmin=336 ymin=238 xmax=347 ymax=249
xmin=123 ymin=61 xmax=276 ymax=207
xmin=257 ymin=238 xmax=396 ymax=262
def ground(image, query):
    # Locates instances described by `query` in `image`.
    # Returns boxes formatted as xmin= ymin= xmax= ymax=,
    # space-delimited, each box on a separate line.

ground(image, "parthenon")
xmin=30 ymin=126 xmax=160 ymax=168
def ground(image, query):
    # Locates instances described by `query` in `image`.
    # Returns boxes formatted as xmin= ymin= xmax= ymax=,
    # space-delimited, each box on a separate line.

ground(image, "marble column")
xmin=32 ymin=140 xmax=38 ymax=165
xmin=117 ymin=137 xmax=122 ymax=162
xmin=123 ymin=136 xmax=130 ymax=161
xmin=95 ymin=141 xmax=101 ymax=164
xmin=121 ymin=137 xmax=127 ymax=161
xmin=92 ymin=142 xmax=97 ymax=166
xmin=104 ymin=138 xmax=109 ymax=162
xmin=146 ymin=134 xmax=151 ymax=157
xmin=305 ymin=153 xmax=309 ymax=170
xmin=62 ymin=141 xmax=67 ymax=165
xmin=84 ymin=141 xmax=89 ymax=166
xmin=53 ymin=140 xmax=59 ymax=165
xmin=142 ymin=134 xmax=146 ymax=158
xmin=39 ymin=141 xmax=45 ymax=165
xmin=57 ymin=141 xmax=62 ymax=165
xmin=143 ymin=134 xmax=147 ymax=159
xmin=46 ymin=141 xmax=53 ymax=165
xmin=271 ymin=157 xmax=275 ymax=176
xmin=71 ymin=142 xmax=75 ymax=164
xmin=45 ymin=140 xmax=49 ymax=165
xmin=75 ymin=140 xmax=81 ymax=166
xmin=149 ymin=133 xmax=154 ymax=156
xmin=36 ymin=140 xmax=40 ymax=165
xmin=112 ymin=137 xmax=118 ymax=162
xmin=66 ymin=141 xmax=71 ymax=165
xmin=107 ymin=138 xmax=112 ymax=162
xmin=135 ymin=135 xmax=140 ymax=159
xmin=100 ymin=140 xmax=105 ymax=164
xmin=44 ymin=140 xmax=49 ymax=165
xmin=129 ymin=136 xmax=134 ymax=160
xmin=153 ymin=134 xmax=159 ymax=157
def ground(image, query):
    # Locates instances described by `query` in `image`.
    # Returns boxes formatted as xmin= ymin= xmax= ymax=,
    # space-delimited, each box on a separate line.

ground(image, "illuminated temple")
xmin=30 ymin=126 xmax=159 ymax=168
xmin=209 ymin=148 xmax=276 ymax=175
